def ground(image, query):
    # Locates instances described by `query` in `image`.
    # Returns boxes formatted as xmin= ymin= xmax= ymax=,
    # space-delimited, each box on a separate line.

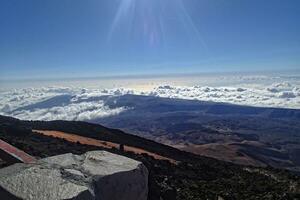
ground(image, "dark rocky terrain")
xmin=0 ymin=115 xmax=300 ymax=200
xmin=6 ymin=92 xmax=300 ymax=172
xmin=93 ymin=94 xmax=300 ymax=172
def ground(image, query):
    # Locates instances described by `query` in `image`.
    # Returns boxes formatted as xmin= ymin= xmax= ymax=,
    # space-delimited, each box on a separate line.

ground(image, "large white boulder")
xmin=0 ymin=151 xmax=148 ymax=200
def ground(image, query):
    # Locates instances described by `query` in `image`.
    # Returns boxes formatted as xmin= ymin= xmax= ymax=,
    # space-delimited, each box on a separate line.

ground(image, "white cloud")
xmin=0 ymin=87 xmax=130 ymax=121
xmin=0 ymin=75 xmax=299 ymax=121
xmin=142 ymin=81 xmax=300 ymax=109
xmin=278 ymin=91 xmax=296 ymax=99
xmin=9 ymin=101 xmax=128 ymax=121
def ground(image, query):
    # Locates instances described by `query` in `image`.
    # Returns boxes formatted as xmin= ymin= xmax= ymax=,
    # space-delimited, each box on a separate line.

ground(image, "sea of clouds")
xmin=1 ymin=74 xmax=300 ymax=121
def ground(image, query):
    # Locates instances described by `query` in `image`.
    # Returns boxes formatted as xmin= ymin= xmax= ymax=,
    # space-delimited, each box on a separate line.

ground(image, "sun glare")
xmin=109 ymin=0 xmax=206 ymax=49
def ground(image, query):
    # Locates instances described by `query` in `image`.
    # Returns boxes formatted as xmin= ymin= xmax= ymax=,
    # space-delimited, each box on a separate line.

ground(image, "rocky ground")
xmin=0 ymin=151 xmax=148 ymax=200
xmin=0 ymin=159 xmax=7 ymax=168
xmin=0 ymin=115 xmax=299 ymax=200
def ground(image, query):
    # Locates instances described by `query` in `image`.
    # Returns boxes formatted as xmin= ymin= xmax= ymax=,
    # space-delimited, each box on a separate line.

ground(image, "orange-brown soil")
xmin=33 ymin=130 xmax=176 ymax=164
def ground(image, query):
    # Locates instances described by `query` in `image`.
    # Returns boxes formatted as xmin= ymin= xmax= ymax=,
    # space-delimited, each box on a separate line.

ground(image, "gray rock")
xmin=0 ymin=151 xmax=148 ymax=200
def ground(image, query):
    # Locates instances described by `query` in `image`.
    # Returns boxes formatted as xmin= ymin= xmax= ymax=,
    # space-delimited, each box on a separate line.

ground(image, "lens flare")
xmin=108 ymin=0 xmax=207 ymax=50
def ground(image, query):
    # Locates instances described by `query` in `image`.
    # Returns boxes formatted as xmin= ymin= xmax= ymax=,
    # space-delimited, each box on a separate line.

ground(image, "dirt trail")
xmin=33 ymin=130 xmax=176 ymax=163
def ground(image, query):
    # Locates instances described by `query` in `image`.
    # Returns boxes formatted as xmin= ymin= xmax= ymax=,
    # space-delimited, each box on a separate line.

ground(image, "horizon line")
xmin=1 ymin=68 xmax=300 ymax=82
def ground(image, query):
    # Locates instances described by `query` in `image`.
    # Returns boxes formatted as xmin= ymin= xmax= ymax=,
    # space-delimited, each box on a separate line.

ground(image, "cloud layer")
xmin=147 ymin=82 xmax=300 ymax=109
xmin=0 ymin=87 xmax=130 ymax=121
xmin=1 ymin=75 xmax=299 ymax=121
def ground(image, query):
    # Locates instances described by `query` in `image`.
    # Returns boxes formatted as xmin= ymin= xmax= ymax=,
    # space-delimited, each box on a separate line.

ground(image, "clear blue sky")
xmin=0 ymin=0 xmax=299 ymax=79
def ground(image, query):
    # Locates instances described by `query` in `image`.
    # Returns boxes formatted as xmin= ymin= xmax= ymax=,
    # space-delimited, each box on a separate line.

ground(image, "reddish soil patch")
xmin=33 ymin=130 xmax=176 ymax=164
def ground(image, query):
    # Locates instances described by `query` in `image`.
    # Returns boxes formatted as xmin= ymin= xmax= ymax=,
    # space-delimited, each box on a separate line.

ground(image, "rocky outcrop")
xmin=0 ymin=151 xmax=148 ymax=200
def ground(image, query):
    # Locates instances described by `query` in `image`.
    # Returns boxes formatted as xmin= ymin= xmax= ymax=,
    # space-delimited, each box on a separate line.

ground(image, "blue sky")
xmin=0 ymin=0 xmax=299 ymax=79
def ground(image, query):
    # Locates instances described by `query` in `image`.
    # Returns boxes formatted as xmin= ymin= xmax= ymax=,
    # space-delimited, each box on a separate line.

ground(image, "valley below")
xmin=94 ymin=95 xmax=300 ymax=173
